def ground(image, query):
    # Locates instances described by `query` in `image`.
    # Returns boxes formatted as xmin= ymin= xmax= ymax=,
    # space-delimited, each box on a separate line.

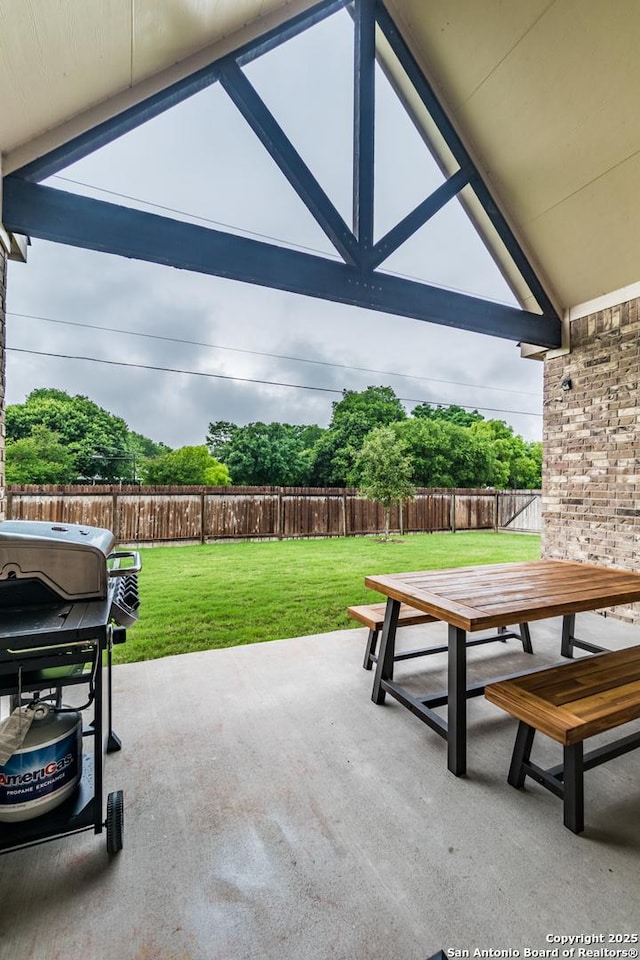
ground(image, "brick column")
xmin=0 ymin=247 xmax=5 ymax=520
xmin=543 ymin=297 xmax=640 ymax=622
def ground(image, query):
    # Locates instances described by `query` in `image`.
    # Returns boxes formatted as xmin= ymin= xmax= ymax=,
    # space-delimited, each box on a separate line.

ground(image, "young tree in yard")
xmin=312 ymin=385 xmax=407 ymax=486
xmin=354 ymin=425 xmax=415 ymax=540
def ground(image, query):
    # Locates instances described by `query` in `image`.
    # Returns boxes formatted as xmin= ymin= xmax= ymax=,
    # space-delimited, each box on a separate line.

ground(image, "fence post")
xmin=495 ymin=492 xmax=500 ymax=531
xmin=399 ymin=499 xmax=404 ymax=535
xmin=5 ymin=488 xmax=12 ymax=521
xmin=201 ymin=490 xmax=206 ymax=544
xmin=450 ymin=491 xmax=456 ymax=533
xmin=277 ymin=488 xmax=283 ymax=540
xmin=342 ymin=491 xmax=348 ymax=537
xmin=112 ymin=492 xmax=120 ymax=541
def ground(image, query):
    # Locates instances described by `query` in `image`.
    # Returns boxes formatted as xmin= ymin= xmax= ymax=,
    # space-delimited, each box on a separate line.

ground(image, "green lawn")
xmin=117 ymin=531 xmax=541 ymax=663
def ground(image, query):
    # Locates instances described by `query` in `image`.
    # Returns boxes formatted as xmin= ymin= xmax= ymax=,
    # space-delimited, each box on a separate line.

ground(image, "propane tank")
xmin=0 ymin=703 xmax=82 ymax=822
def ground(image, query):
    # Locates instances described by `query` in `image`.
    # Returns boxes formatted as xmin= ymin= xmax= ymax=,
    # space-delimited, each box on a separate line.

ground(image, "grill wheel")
xmin=106 ymin=790 xmax=124 ymax=854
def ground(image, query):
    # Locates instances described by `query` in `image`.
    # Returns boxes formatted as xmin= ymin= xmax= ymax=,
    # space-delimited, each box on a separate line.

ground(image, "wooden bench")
xmin=348 ymin=602 xmax=533 ymax=671
xmin=485 ymin=645 xmax=640 ymax=833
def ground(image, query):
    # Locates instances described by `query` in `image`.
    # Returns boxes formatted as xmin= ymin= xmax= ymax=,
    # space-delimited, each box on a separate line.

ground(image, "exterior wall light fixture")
xmin=561 ymin=378 xmax=572 ymax=392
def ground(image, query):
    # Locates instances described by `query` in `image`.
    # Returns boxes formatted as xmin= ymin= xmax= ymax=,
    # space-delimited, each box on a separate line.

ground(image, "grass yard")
xmin=117 ymin=531 xmax=541 ymax=663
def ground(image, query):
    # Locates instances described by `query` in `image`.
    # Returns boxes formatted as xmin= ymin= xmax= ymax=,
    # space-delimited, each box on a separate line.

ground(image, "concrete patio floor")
xmin=1 ymin=613 xmax=640 ymax=960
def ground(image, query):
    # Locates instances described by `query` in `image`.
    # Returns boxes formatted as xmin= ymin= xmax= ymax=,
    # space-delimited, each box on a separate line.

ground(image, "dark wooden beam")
xmin=3 ymin=178 xmax=562 ymax=348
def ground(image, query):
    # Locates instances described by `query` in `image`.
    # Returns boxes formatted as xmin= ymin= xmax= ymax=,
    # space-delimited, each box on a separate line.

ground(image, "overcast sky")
xmin=5 ymin=8 xmax=543 ymax=449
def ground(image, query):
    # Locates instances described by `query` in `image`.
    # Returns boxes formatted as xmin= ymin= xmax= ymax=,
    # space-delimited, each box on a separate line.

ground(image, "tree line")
xmin=207 ymin=386 xmax=541 ymax=489
xmin=5 ymin=385 xmax=541 ymax=489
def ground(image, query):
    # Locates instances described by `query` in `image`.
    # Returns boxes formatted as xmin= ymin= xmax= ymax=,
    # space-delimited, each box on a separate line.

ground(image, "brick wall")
xmin=543 ymin=296 xmax=640 ymax=621
xmin=0 ymin=248 xmax=5 ymax=521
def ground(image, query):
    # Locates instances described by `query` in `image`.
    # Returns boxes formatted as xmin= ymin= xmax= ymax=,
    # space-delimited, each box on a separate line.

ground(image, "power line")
xmin=7 ymin=310 xmax=541 ymax=399
xmin=6 ymin=346 xmax=542 ymax=418
xmin=51 ymin=175 xmax=343 ymax=260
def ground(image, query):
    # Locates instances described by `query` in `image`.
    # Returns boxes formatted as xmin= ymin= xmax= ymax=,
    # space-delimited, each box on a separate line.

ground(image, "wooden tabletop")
xmin=364 ymin=559 xmax=640 ymax=632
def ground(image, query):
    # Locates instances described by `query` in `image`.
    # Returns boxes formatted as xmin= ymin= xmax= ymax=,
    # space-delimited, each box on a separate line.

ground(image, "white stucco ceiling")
xmin=1 ymin=0 xmax=639 ymax=314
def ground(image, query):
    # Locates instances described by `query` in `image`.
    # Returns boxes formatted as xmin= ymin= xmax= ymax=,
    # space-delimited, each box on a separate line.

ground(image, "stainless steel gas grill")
xmin=0 ymin=520 xmax=141 ymax=855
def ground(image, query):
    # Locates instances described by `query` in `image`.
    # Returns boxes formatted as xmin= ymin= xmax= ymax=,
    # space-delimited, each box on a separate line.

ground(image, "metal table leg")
xmin=561 ymin=613 xmax=576 ymax=658
xmin=561 ymin=613 xmax=607 ymax=657
xmin=371 ymin=598 xmax=400 ymax=705
xmin=448 ymin=625 xmax=467 ymax=776
xmin=519 ymin=622 xmax=533 ymax=654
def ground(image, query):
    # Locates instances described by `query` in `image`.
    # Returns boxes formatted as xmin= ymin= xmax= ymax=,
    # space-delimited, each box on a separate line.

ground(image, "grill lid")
xmin=0 ymin=520 xmax=117 ymax=604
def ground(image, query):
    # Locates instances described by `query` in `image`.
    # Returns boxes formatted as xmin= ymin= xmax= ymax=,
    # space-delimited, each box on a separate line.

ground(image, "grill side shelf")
xmin=0 ymin=598 xmax=111 ymax=652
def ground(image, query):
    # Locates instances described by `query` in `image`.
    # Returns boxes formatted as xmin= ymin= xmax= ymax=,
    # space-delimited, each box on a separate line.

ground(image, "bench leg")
xmin=519 ymin=623 xmax=533 ymax=655
xmin=363 ymin=628 xmax=378 ymax=670
xmin=508 ymin=721 xmax=535 ymax=788
xmin=563 ymin=743 xmax=585 ymax=834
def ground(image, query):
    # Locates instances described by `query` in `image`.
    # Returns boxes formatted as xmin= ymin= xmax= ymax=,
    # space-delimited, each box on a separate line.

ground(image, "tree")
xmin=5 ymin=426 xmax=76 ymax=484
xmin=206 ymin=421 xmax=239 ymax=459
xmin=204 ymin=389 xmax=541 ymax=491
xmin=470 ymin=420 xmax=542 ymax=488
xmin=396 ymin=418 xmax=498 ymax=488
xmin=354 ymin=425 xmax=415 ymax=538
xmin=412 ymin=402 xmax=485 ymax=427
xmin=128 ymin=431 xmax=170 ymax=460
xmin=312 ymin=386 xmax=407 ymax=486
xmin=207 ymin=421 xmax=319 ymax=486
xmin=143 ymin=446 xmax=231 ymax=485
xmin=5 ymin=388 xmax=163 ymax=482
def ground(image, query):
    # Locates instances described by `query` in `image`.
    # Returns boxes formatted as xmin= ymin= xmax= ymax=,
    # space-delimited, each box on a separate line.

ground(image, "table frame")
xmin=371 ymin=606 xmax=560 ymax=775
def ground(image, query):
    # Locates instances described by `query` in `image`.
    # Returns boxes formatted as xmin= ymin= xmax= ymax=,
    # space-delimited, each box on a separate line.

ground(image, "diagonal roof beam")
xmin=11 ymin=0 xmax=351 ymax=184
xmin=2 ymin=178 xmax=562 ymax=348
xmin=368 ymin=167 xmax=470 ymax=269
xmin=219 ymin=61 xmax=359 ymax=266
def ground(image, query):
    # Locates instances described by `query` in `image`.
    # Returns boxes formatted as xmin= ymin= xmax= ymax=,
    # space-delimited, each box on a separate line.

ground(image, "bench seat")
xmin=348 ymin=601 xmax=533 ymax=670
xmin=485 ymin=645 xmax=640 ymax=833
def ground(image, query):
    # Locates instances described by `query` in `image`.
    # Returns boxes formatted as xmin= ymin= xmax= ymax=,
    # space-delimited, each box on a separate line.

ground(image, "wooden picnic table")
xmin=364 ymin=559 xmax=640 ymax=777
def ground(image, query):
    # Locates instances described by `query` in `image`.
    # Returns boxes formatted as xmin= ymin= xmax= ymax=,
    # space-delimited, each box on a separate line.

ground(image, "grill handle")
xmin=108 ymin=551 xmax=142 ymax=577
xmin=7 ymin=640 xmax=97 ymax=655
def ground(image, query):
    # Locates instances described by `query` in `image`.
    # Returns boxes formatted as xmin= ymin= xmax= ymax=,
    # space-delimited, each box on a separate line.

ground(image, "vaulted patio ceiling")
xmin=1 ymin=1 xmax=637 ymax=347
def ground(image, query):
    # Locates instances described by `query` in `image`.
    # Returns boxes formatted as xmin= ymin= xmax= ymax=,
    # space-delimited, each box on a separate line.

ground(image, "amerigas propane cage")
xmin=0 ymin=520 xmax=141 ymax=855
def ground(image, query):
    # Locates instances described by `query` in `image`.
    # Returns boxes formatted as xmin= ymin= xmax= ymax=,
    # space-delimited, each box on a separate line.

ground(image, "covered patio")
xmin=1 ymin=613 xmax=639 ymax=959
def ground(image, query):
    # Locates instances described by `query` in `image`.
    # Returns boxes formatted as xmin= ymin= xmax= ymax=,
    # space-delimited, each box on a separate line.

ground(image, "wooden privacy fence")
xmin=5 ymin=486 xmax=541 ymax=543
